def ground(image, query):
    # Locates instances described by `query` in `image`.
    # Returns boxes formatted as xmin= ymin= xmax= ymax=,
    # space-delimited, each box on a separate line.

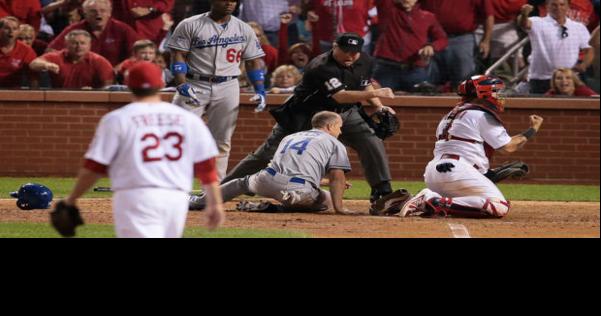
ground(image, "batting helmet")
xmin=458 ymin=75 xmax=507 ymax=113
xmin=10 ymin=183 xmax=54 ymax=210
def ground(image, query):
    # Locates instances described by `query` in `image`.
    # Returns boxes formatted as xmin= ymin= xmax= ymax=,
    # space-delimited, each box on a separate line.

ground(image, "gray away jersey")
xmin=167 ymin=12 xmax=265 ymax=76
xmin=269 ymin=129 xmax=351 ymax=187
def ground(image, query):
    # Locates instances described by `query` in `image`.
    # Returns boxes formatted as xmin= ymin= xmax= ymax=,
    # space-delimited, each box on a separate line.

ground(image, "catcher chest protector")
xmin=10 ymin=183 xmax=54 ymax=210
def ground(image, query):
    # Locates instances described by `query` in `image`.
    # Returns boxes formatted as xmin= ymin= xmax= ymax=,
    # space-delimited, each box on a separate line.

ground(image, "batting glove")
xmin=177 ymin=83 xmax=202 ymax=106
xmin=250 ymin=91 xmax=267 ymax=112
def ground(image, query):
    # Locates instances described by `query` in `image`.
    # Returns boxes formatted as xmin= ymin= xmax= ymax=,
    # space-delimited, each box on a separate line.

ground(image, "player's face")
xmin=84 ymin=1 xmax=112 ymax=29
xmin=332 ymin=44 xmax=361 ymax=68
xmin=548 ymin=0 xmax=569 ymax=20
xmin=553 ymin=71 xmax=576 ymax=95
xmin=67 ymin=35 xmax=92 ymax=58
xmin=211 ymin=0 xmax=238 ymax=16
xmin=135 ymin=47 xmax=157 ymax=62
xmin=327 ymin=118 xmax=343 ymax=138
xmin=0 ymin=20 xmax=19 ymax=43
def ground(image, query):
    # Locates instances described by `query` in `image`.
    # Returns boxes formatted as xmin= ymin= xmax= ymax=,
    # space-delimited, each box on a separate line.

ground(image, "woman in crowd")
xmin=545 ymin=68 xmax=598 ymax=97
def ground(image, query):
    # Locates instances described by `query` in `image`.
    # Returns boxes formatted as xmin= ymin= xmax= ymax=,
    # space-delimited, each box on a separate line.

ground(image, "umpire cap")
xmin=126 ymin=61 xmax=165 ymax=90
xmin=335 ymin=33 xmax=364 ymax=53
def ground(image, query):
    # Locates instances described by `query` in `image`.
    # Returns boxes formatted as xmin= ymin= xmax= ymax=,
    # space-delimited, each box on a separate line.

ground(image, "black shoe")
xmin=369 ymin=189 xmax=413 ymax=216
xmin=370 ymin=181 xmax=393 ymax=203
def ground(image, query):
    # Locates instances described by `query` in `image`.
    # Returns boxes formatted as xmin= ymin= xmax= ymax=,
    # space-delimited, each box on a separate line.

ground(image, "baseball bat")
xmin=92 ymin=187 xmax=204 ymax=194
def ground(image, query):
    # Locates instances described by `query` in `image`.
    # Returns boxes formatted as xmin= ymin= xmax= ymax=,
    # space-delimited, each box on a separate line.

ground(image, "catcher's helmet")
xmin=458 ymin=75 xmax=507 ymax=113
xmin=10 ymin=183 xmax=54 ymax=210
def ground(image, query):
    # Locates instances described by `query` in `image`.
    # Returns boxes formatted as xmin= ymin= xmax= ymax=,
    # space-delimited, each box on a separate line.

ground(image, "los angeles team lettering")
xmin=191 ymin=35 xmax=247 ymax=49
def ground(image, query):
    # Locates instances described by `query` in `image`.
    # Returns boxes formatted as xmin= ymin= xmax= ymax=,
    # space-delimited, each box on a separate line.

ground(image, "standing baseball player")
xmin=51 ymin=62 xmax=224 ymax=238
xmin=167 ymin=0 xmax=266 ymax=181
xmin=222 ymin=32 xmax=398 ymax=205
xmin=189 ymin=111 xmax=356 ymax=215
xmin=397 ymin=75 xmax=544 ymax=218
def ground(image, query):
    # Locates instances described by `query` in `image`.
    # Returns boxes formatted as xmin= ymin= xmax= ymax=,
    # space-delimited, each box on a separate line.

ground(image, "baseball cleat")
xmin=188 ymin=194 xmax=206 ymax=211
xmin=398 ymin=188 xmax=434 ymax=217
xmin=236 ymin=200 xmax=284 ymax=213
xmin=369 ymin=189 xmax=413 ymax=216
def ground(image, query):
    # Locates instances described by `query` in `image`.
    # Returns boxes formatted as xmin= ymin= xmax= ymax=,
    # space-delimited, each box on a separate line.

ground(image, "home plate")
xmin=448 ymin=224 xmax=471 ymax=238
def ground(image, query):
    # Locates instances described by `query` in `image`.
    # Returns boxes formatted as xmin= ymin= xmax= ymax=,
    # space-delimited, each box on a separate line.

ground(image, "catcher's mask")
xmin=10 ymin=183 xmax=54 ymax=210
xmin=458 ymin=75 xmax=507 ymax=113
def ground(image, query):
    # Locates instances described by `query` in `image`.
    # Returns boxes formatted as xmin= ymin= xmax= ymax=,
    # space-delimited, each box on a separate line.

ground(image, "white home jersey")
xmin=433 ymin=109 xmax=511 ymax=171
xmin=167 ymin=12 xmax=265 ymax=76
xmin=269 ymin=129 xmax=352 ymax=187
xmin=85 ymin=102 xmax=218 ymax=192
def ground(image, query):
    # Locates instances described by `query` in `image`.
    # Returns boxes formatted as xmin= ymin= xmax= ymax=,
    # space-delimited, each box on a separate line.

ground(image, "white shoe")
xmin=398 ymin=189 xmax=433 ymax=217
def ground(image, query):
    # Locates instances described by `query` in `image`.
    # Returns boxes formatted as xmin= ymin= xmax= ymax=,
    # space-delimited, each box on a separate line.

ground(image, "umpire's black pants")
xmin=222 ymin=108 xmax=392 ymax=188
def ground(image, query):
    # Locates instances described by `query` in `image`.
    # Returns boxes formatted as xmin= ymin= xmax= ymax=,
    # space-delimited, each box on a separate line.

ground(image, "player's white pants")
xmin=173 ymin=79 xmax=240 ymax=181
xmin=113 ymin=188 xmax=189 ymax=238
xmin=424 ymin=156 xmax=511 ymax=218
xmin=249 ymin=169 xmax=329 ymax=210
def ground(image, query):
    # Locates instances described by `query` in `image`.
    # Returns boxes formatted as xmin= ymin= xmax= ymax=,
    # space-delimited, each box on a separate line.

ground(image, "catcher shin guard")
xmin=423 ymin=197 xmax=510 ymax=218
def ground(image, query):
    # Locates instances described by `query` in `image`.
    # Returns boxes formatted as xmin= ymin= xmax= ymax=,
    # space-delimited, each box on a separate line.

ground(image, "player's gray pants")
xmin=173 ymin=79 xmax=240 ymax=181
xmin=223 ymin=107 xmax=392 ymax=187
xmin=192 ymin=170 xmax=326 ymax=210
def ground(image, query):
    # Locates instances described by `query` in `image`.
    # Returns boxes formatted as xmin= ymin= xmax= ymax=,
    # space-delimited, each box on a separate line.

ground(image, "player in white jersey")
xmin=189 ymin=111 xmax=357 ymax=215
xmin=399 ymin=75 xmax=544 ymax=218
xmin=60 ymin=62 xmax=225 ymax=238
xmin=167 ymin=0 xmax=266 ymax=180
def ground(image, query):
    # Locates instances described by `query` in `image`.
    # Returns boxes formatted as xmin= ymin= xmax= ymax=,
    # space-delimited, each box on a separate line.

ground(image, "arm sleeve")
xmin=479 ymin=113 xmax=512 ymax=150
xmin=242 ymin=25 xmax=266 ymax=60
xmin=579 ymin=25 xmax=592 ymax=50
xmin=194 ymin=158 xmax=218 ymax=184
xmin=84 ymin=114 xmax=122 ymax=166
xmin=326 ymin=141 xmax=352 ymax=173
xmin=28 ymin=0 xmax=42 ymax=31
xmin=429 ymin=16 xmax=449 ymax=52
xmin=277 ymin=22 xmax=290 ymax=66
xmin=166 ymin=19 xmax=193 ymax=52
xmin=479 ymin=0 xmax=495 ymax=18
xmin=48 ymin=27 xmax=70 ymax=50
xmin=153 ymin=0 xmax=175 ymax=13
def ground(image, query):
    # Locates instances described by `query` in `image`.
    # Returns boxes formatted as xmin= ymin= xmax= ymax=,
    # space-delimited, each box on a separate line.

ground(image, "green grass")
xmin=1 ymin=177 xmax=599 ymax=202
xmin=0 ymin=222 xmax=309 ymax=238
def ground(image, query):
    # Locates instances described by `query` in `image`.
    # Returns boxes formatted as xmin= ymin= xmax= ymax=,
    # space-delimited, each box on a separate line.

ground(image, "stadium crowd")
xmin=0 ymin=0 xmax=599 ymax=96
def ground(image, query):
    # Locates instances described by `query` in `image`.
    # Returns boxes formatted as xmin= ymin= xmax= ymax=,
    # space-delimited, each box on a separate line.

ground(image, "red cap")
xmin=126 ymin=61 xmax=165 ymax=90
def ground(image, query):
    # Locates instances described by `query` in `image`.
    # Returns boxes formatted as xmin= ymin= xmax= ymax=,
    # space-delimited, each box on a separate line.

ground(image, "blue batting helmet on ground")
xmin=9 ymin=183 xmax=54 ymax=210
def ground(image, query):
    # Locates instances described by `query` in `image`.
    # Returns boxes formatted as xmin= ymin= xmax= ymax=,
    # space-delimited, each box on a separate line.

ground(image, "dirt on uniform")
xmin=0 ymin=199 xmax=599 ymax=238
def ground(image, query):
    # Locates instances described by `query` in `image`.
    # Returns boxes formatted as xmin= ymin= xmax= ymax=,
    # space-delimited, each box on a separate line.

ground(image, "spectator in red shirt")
xmin=248 ymin=21 xmax=278 ymax=73
xmin=475 ymin=0 xmax=527 ymax=61
xmin=114 ymin=39 xmax=156 ymax=83
xmin=30 ymin=29 xmax=114 ymax=89
xmin=0 ymin=0 xmax=42 ymax=31
xmin=278 ymin=13 xmax=314 ymax=72
xmin=0 ymin=16 xmax=36 ymax=88
xmin=17 ymin=24 xmax=48 ymax=56
xmin=111 ymin=0 xmax=175 ymax=46
xmin=372 ymin=0 xmax=448 ymax=92
xmin=306 ymin=0 xmax=371 ymax=53
xmin=421 ymin=0 xmax=495 ymax=88
xmin=545 ymin=67 xmax=598 ymax=96
xmin=48 ymin=0 xmax=141 ymax=66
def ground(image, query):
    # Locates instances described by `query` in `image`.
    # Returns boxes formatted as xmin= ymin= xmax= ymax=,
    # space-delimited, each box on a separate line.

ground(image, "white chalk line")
xmin=448 ymin=223 xmax=472 ymax=238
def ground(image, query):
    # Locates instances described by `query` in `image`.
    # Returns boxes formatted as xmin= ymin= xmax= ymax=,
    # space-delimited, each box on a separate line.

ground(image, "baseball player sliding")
xmin=397 ymin=75 xmax=544 ymax=218
xmin=189 ymin=111 xmax=357 ymax=215
xmin=167 ymin=0 xmax=266 ymax=181
xmin=51 ymin=62 xmax=225 ymax=238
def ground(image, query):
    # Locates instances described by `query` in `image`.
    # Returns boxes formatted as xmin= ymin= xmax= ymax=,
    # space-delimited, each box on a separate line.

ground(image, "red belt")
xmin=440 ymin=154 xmax=480 ymax=170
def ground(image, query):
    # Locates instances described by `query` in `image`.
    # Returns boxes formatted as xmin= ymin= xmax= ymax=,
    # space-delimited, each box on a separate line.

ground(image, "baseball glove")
xmin=368 ymin=110 xmax=400 ymax=140
xmin=485 ymin=161 xmax=529 ymax=183
xmin=369 ymin=188 xmax=413 ymax=216
xmin=50 ymin=201 xmax=84 ymax=237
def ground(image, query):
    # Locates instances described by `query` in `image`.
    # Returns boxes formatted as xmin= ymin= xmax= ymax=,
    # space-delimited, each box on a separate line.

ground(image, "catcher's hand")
xmin=485 ymin=161 xmax=529 ymax=183
xmin=50 ymin=201 xmax=84 ymax=237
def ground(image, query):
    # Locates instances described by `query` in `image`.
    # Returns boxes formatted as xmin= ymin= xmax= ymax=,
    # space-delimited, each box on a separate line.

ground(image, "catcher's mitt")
xmin=369 ymin=189 xmax=413 ymax=216
xmin=485 ymin=161 xmax=529 ymax=183
xmin=368 ymin=110 xmax=400 ymax=140
xmin=50 ymin=201 xmax=84 ymax=237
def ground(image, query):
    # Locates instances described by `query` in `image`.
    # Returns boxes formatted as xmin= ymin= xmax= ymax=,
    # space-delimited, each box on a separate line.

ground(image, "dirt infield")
xmin=0 ymin=199 xmax=599 ymax=238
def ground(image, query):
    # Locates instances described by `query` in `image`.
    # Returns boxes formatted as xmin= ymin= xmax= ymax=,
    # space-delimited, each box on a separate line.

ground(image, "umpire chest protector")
xmin=270 ymin=52 xmax=374 ymax=132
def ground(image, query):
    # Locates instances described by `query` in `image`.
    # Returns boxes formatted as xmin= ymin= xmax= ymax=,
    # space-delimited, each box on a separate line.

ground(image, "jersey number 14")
xmin=280 ymin=138 xmax=312 ymax=155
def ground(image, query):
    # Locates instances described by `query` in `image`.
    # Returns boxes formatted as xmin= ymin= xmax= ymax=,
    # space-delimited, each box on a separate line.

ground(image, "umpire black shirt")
xmin=271 ymin=51 xmax=374 ymax=132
